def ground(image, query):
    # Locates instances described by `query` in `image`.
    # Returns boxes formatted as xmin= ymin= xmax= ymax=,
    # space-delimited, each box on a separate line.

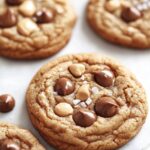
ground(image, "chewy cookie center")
xmin=53 ymin=62 xmax=119 ymax=127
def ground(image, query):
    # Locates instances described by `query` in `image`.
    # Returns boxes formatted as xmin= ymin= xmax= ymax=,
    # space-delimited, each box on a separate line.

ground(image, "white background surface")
xmin=0 ymin=0 xmax=150 ymax=150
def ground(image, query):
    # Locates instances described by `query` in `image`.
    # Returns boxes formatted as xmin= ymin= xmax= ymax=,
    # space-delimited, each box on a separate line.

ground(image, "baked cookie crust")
xmin=26 ymin=54 xmax=148 ymax=150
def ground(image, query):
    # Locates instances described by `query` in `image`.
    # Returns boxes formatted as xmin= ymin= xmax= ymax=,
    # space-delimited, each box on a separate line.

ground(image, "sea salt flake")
xmin=80 ymin=102 xmax=87 ymax=108
xmin=53 ymin=91 xmax=57 ymax=96
xmin=73 ymin=99 xmax=81 ymax=105
xmin=81 ymin=75 xmax=85 ymax=80
xmin=83 ymin=81 xmax=88 ymax=84
xmin=91 ymin=87 xmax=99 ymax=94
xmin=85 ymin=98 xmax=92 ymax=105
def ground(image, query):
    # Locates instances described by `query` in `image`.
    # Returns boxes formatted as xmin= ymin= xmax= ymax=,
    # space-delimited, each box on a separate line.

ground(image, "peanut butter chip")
xmin=19 ymin=0 xmax=36 ymax=17
xmin=105 ymin=0 xmax=121 ymax=12
xmin=73 ymin=109 xmax=97 ymax=127
xmin=17 ymin=18 xmax=39 ymax=36
xmin=54 ymin=102 xmax=73 ymax=117
xmin=121 ymin=7 xmax=142 ymax=22
xmin=0 ymin=8 xmax=17 ymax=28
xmin=69 ymin=64 xmax=85 ymax=77
xmin=76 ymin=84 xmax=90 ymax=101
xmin=94 ymin=97 xmax=119 ymax=118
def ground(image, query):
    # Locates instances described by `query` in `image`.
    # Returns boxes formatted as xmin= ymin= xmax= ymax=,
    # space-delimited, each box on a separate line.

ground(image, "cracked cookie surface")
xmin=87 ymin=0 xmax=150 ymax=48
xmin=26 ymin=53 xmax=148 ymax=150
xmin=0 ymin=0 xmax=76 ymax=59
xmin=0 ymin=122 xmax=45 ymax=150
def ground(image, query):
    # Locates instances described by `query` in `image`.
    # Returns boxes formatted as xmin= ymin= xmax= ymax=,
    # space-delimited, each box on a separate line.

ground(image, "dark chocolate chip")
xmin=0 ymin=94 xmax=15 ymax=113
xmin=0 ymin=139 xmax=20 ymax=150
xmin=54 ymin=77 xmax=75 ymax=96
xmin=94 ymin=97 xmax=118 ymax=118
xmin=0 ymin=9 xmax=17 ymax=28
xmin=94 ymin=69 xmax=115 ymax=87
xmin=73 ymin=109 xmax=97 ymax=127
xmin=35 ymin=8 xmax=55 ymax=24
xmin=6 ymin=0 xmax=23 ymax=5
xmin=121 ymin=7 xmax=142 ymax=22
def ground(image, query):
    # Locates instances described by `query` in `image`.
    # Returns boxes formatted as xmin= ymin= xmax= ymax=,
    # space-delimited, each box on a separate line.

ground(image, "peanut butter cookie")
xmin=26 ymin=54 xmax=148 ymax=150
xmin=0 ymin=0 xmax=76 ymax=59
xmin=87 ymin=0 xmax=150 ymax=48
xmin=0 ymin=122 xmax=45 ymax=150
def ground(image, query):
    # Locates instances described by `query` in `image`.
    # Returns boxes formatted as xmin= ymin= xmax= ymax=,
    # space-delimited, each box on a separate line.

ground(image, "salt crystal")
xmin=80 ymin=102 xmax=87 ymax=108
xmin=73 ymin=99 xmax=81 ymax=105
xmin=83 ymin=81 xmax=88 ymax=84
xmin=53 ymin=92 xmax=57 ymax=96
xmin=91 ymin=87 xmax=99 ymax=94
xmin=81 ymin=75 xmax=85 ymax=80
xmin=85 ymin=98 xmax=92 ymax=105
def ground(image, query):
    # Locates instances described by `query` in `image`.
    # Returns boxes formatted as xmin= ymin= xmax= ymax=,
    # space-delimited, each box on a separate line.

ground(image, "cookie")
xmin=0 ymin=122 xmax=45 ymax=150
xmin=87 ymin=0 xmax=150 ymax=48
xmin=0 ymin=0 xmax=76 ymax=59
xmin=26 ymin=54 xmax=148 ymax=150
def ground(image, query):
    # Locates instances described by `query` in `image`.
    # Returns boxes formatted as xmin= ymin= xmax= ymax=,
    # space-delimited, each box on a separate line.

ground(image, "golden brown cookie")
xmin=87 ymin=0 xmax=150 ymax=48
xmin=26 ymin=53 xmax=148 ymax=150
xmin=0 ymin=122 xmax=45 ymax=150
xmin=0 ymin=0 xmax=76 ymax=59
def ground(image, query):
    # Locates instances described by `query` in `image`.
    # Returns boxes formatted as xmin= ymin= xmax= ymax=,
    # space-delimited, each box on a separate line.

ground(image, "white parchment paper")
xmin=0 ymin=0 xmax=150 ymax=149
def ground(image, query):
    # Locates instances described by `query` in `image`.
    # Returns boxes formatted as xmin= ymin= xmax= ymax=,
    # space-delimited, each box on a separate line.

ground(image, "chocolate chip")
xmin=6 ymin=0 xmax=23 ymax=5
xmin=73 ymin=109 xmax=97 ymax=127
xmin=94 ymin=97 xmax=118 ymax=117
xmin=54 ymin=77 xmax=75 ymax=96
xmin=0 ymin=9 xmax=17 ymax=28
xmin=0 ymin=139 xmax=20 ymax=150
xmin=0 ymin=94 xmax=15 ymax=113
xmin=94 ymin=69 xmax=115 ymax=87
xmin=35 ymin=8 xmax=55 ymax=24
xmin=121 ymin=7 xmax=142 ymax=22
